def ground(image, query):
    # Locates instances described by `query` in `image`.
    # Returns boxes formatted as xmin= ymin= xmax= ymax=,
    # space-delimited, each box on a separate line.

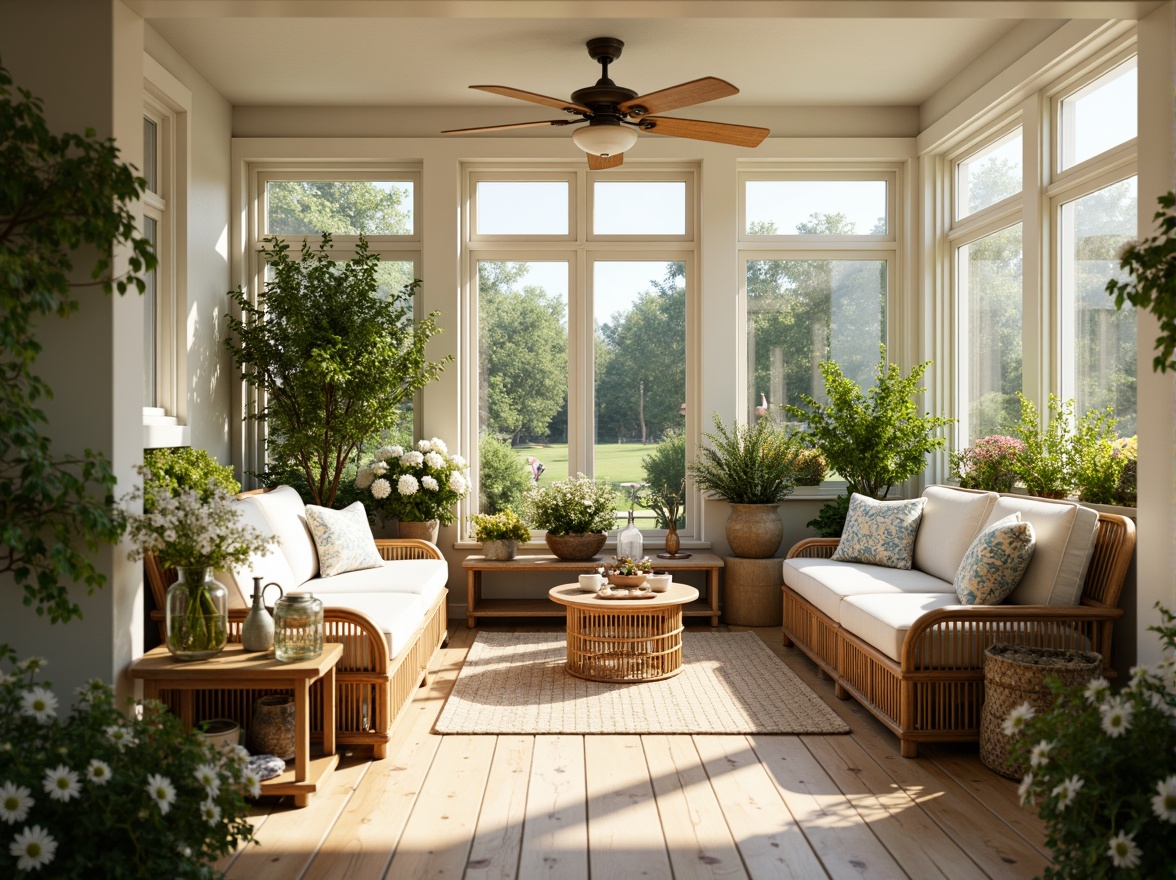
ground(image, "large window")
xmin=468 ymin=170 xmax=695 ymax=534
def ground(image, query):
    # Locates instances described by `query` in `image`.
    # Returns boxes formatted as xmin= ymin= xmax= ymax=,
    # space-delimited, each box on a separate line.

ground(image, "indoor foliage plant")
xmin=356 ymin=439 xmax=469 ymax=541
xmin=0 ymin=652 xmax=257 ymax=877
xmin=1009 ymin=393 xmax=1118 ymax=499
xmin=469 ymin=509 xmax=530 ymax=560
xmin=1004 ymin=605 xmax=1176 ymax=878
xmin=124 ymin=476 xmax=274 ymax=660
xmin=689 ymin=413 xmax=799 ymax=558
xmin=521 ymin=474 xmax=619 ymax=560
xmin=950 ymin=435 xmax=1025 ymax=492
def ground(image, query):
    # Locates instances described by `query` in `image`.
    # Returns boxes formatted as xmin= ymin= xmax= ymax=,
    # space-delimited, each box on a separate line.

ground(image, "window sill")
xmin=453 ymin=538 xmax=713 ymax=553
xmin=143 ymin=407 xmax=190 ymax=449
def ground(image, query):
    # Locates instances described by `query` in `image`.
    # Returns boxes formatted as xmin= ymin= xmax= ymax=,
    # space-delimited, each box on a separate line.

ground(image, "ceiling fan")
xmin=442 ymin=37 xmax=770 ymax=169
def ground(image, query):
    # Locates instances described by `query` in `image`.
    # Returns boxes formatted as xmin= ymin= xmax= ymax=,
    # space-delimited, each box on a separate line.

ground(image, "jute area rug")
xmin=434 ymin=631 xmax=850 ymax=735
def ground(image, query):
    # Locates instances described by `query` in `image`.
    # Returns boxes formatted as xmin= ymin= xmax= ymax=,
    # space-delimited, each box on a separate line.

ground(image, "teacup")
xmin=646 ymin=573 xmax=672 ymax=592
xmin=578 ymin=573 xmax=605 ymax=592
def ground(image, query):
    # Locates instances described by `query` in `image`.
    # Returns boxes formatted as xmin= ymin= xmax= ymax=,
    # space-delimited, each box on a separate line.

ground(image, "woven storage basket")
xmin=980 ymin=644 xmax=1102 ymax=779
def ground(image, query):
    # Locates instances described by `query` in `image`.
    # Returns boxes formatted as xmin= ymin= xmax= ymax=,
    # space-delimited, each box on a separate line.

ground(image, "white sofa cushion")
xmin=783 ymin=557 xmax=953 ymax=623
xmin=318 ymin=591 xmax=431 ymax=658
xmin=219 ymin=496 xmax=298 ymax=605
xmin=312 ymin=558 xmax=448 ymax=606
xmin=983 ymin=496 xmax=1098 ymax=606
xmin=913 ymin=485 xmax=997 ymax=582
xmin=832 ymin=494 xmax=927 ymax=570
xmin=238 ymin=487 xmax=320 ymax=585
xmin=838 ymin=593 xmax=965 ymax=662
xmin=305 ymin=502 xmax=385 ymax=577
xmin=954 ymin=514 xmax=1035 ymax=605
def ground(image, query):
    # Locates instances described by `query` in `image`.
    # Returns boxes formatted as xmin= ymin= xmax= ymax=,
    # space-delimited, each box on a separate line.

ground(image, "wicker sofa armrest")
xmin=374 ymin=538 xmax=444 ymax=561
xmin=901 ymin=604 xmax=1124 ymax=675
xmin=785 ymin=538 xmax=841 ymax=559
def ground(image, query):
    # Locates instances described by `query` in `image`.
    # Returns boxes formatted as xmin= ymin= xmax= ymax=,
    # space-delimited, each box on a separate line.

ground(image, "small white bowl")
xmin=646 ymin=573 xmax=672 ymax=592
xmin=578 ymin=573 xmax=605 ymax=592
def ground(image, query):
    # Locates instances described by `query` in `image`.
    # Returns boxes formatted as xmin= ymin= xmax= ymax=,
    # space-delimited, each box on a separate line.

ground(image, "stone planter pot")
xmin=545 ymin=531 xmax=607 ymax=561
xmin=725 ymin=503 xmax=783 ymax=558
xmin=398 ymin=519 xmax=440 ymax=544
xmin=482 ymin=539 xmax=519 ymax=561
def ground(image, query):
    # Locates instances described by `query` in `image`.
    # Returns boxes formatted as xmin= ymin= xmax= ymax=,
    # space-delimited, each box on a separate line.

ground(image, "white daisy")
xmin=449 ymin=473 xmax=467 ymax=495
xmin=1001 ymin=702 xmax=1035 ymax=737
xmin=42 ymin=765 xmax=80 ymax=803
xmin=193 ymin=763 xmax=220 ymax=795
xmin=370 ymin=477 xmax=392 ymax=500
xmin=19 ymin=687 xmax=58 ymax=723
xmin=16 ymin=657 xmax=46 ymax=674
xmin=397 ymin=474 xmax=419 ymax=496
xmin=1100 ymin=696 xmax=1133 ymax=737
xmin=1017 ymin=772 xmax=1035 ymax=807
xmin=105 ymin=724 xmax=136 ymax=750
xmin=1028 ymin=740 xmax=1054 ymax=769
xmin=0 ymin=782 xmax=34 ymax=825
xmin=200 ymin=799 xmax=222 ymax=826
xmin=9 ymin=824 xmax=57 ymax=872
xmin=421 ymin=475 xmax=439 ymax=492
xmin=1106 ymin=830 xmax=1141 ymax=869
xmin=241 ymin=769 xmax=262 ymax=798
xmin=1084 ymin=676 xmax=1110 ymax=704
xmin=1152 ymin=775 xmax=1176 ymax=823
xmin=145 ymin=773 xmax=176 ymax=815
xmin=74 ymin=679 xmax=108 ymax=704
xmin=85 ymin=759 xmax=112 ymax=786
xmin=1051 ymin=775 xmax=1084 ymax=810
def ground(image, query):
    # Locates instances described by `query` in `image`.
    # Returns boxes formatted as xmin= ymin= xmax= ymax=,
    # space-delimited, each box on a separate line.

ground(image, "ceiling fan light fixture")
xmin=572 ymin=123 xmax=639 ymax=157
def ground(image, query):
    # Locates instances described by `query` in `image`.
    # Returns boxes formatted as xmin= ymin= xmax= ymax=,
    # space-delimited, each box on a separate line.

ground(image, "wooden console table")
xmin=462 ymin=552 xmax=724 ymax=627
xmin=129 ymin=642 xmax=342 ymax=808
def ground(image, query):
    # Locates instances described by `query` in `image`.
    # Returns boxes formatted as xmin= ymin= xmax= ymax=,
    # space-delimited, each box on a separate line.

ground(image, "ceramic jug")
xmin=241 ymin=577 xmax=283 ymax=652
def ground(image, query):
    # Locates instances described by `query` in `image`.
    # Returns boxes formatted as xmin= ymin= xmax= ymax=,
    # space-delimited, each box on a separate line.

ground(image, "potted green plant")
xmin=1010 ymin=393 xmax=1117 ymax=499
xmin=1107 ymin=191 xmax=1176 ymax=374
xmin=469 ymin=509 xmax=531 ymax=560
xmin=520 ymin=474 xmax=619 ymax=561
xmin=688 ymin=413 xmax=799 ymax=558
xmin=356 ymin=438 xmax=469 ymax=544
xmin=950 ymin=435 xmax=1025 ymax=493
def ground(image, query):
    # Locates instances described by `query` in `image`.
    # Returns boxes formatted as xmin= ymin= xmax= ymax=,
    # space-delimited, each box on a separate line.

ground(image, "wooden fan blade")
xmin=587 ymin=153 xmax=624 ymax=170
xmin=442 ymin=119 xmax=576 ymax=135
xmin=638 ymin=116 xmax=769 ymax=148
xmin=471 ymin=85 xmax=591 ymax=115
xmin=619 ymin=77 xmax=738 ymax=117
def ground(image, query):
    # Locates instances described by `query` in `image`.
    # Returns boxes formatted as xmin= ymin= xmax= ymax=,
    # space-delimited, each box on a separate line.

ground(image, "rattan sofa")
xmin=781 ymin=486 xmax=1135 ymax=758
xmin=145 ymin=486 xmax=448 ymax=759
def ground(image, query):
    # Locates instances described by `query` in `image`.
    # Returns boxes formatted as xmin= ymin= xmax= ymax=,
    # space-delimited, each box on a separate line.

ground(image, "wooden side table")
xmin=129 ymin=643 xmax=343 ymax=807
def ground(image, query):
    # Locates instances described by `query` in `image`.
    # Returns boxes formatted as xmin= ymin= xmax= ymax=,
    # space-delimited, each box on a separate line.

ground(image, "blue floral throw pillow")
xmin=305 ymin=502 xmax=385 ymax=578
xmin=831 ymin=494 xmax=927 ymax=570
xmin=954 ymin=514 xmax=1036 ymax=605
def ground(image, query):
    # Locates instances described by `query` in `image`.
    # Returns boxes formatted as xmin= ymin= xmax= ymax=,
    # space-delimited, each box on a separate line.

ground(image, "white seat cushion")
xmin=838 ymin=593 xmax=966 ymax=662
xmin=913 ymin=485 xmax=998 ymax=582
xmin=313 ymin=559 xmax=448 ymax=606
xmin=219 ymin=498 xmax=298 ymax=605
xmin=983 ymin=496 xmax=1098 ymax=606
xmin=783 ymin=557 xmax=954 ymax=623
xmin=319 ymin=591 xmax=431 ymax=658
xmin=238 ymin=487 xmax=320 ymax=584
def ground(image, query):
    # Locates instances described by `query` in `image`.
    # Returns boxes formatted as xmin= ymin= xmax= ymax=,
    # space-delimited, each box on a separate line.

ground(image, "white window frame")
xmin=738 ymin=169 xmax=897 ymax=244
xmin=462 ymin=163 xmax=700 ymax=541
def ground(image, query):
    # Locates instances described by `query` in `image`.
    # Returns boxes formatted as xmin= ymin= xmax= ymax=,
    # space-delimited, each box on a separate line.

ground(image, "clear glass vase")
xmin=166 ymin=567 xmax=229 ymax=661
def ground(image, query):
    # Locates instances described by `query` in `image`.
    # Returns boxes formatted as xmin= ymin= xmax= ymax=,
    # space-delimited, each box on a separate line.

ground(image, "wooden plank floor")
xmin=222 ymin=622 xmax=1048 ymax=880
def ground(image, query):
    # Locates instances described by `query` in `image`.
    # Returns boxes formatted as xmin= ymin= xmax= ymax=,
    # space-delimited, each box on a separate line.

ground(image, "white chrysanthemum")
xmin=200 ymin=799 xmax=222 ymax=826
xmin=355 ymin=465 xmax=375 ymax=490
xmin=417 ymin=439 xmax=431 ymax=452
xmin=372 ymin=460 xmax=388 ymax=477
xmin=0 ymin=782 xmax=33 ymax=825
xmin=193 ymin=763 xmax=220 ymax=795
xmin=9 ymin=824 xmax=56 ymax=872
xmin=1001 ymin=702 xmax=1035 ymax=737
xmin=449 ymin=473 xmax=468 ymax=495
xmin=451 ymin=454 xmax=466 ymax=468
xmin=241 ymin=770 xmax=262 ymax=798
xmin=1051 ymin=775 xmax=1084 ymax=810
xmin=424 ymin=451 xmax=445 ymax=470
xmin=85 ymin=760 xmax=112 ymax=786
xmin=1106 ymin=830 xmax=1141 ymax=869
xmin=371 ymin=477 xmax=392 ymax=500
xmin=402 ymin=450 xmax=424 ymax=467
xmin=20 ymin=687 xmax=58 ymax=723
xmin=429 ymin=437 xmax=448 ymax=454
xmin=105 ymin=725 xmax=136 ymax=749
xmin=1152 ymin=775 xmax=1176 ymax=823
xmin=1084 ymin=676 xmax=1110 ymax=704
xmin=145 ymin=773 xmax=177 ymax=815
xmin=1028 ymin=740 xmax=1053 ymax=769
xmin=397 ymin=474 xmax=419 ymax=497
xmin=1017 ymin=772 xmax=1035 ymax=807
xmin=1100 ymin=696 xmax=1133 ymax=738
xmin=421 ymin=475 xmax=439 ymax=492
xmin=42 ymin=765 xmax=80 ymax=803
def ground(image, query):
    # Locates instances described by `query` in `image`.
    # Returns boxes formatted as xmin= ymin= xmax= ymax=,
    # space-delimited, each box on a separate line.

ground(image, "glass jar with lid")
xmin=273 ymin=591 xmax=324 ymax=662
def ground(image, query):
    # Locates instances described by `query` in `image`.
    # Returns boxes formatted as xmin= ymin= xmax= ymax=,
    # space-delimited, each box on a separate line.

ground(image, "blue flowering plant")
xmin=0 ymin=651 xmax=256 ymax=877
xmin=356 ymin=438 xmax=469 ymax=526
xmin=1004 ymin=606 xmax=1176 ymax=878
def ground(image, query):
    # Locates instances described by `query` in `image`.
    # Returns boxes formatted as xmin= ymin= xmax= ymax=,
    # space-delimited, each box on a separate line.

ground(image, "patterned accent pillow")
xmin=831 ymin=493 xmax=927 ymax=570
xmin=954 ymin=513 xmax=1036 ymax=605
xmin=305 ymin=502 xmax=385 ymax=578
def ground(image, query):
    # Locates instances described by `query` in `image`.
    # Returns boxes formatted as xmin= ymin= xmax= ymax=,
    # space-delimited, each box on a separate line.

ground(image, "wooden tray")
xmin=596 ymin=588 xmax=656 ymax=600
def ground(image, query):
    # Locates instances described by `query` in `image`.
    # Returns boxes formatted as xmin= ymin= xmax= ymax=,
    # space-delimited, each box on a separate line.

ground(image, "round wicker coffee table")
xmin=548 ymin=582 xmax=699 ymax=682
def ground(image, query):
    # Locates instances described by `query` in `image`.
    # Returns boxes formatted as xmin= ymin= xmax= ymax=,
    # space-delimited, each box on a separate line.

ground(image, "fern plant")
xmin=688 ymin=414 xmax=798 ymax=505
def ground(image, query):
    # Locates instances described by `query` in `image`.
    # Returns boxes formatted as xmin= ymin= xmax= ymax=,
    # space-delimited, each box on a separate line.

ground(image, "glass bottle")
xmin=166 ymin=567 xmax=229 ymax=661
xmin=617 ymin=509 xmax=643 ymax=561
xmin=274 ymin=592 xmax=324 ymax=662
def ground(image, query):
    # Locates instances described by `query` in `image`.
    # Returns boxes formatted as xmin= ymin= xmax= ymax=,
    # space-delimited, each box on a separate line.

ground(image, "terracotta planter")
xmin=482 ymin=539 xmax=518 ymax=561
xmin=398 ymin=519 xmax=440 ymax=543
xmin=545 ymin=531 xmax=607 ymax=561
xmin=725 ymin=503 xmax=783 ymax=558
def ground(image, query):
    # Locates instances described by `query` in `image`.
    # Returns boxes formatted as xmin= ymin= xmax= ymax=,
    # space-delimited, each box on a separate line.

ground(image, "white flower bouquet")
xmin=520 ymin=474 xmax=619 ymax=535
xmin=356 ymin=439 xmax=469 ymax=526
xmin=0 ymin=653 xmax=255 ymax=876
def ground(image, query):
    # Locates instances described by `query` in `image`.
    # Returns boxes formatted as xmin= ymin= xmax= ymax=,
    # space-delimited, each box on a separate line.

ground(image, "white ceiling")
xmin=145 ymin=13 xmax=1028 ymax=110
